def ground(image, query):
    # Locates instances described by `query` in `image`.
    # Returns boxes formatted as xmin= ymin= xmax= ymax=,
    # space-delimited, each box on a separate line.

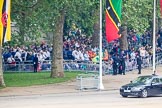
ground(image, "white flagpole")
xmin=153 ymin=0 xmax=156 ymax=75
xmin=99 ymin=0 xmax=104 ymax=90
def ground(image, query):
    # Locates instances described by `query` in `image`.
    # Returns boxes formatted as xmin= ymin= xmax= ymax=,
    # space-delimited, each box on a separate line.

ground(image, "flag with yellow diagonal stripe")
xmin=105 ymin=0 xmax=122 ymax=42
xmin=0 ymin=0 xmax=11 ymax=46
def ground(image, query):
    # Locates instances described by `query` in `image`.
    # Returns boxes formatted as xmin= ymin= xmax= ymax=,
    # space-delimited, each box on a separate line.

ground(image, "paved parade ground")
xmin=0 ymin=66 xmax=162 ymax=108
xmin=1 ymin=90 xmax=162 ymax=108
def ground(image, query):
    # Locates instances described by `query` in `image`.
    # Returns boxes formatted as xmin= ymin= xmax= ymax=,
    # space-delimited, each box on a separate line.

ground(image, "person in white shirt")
xmin=7 ymin=55 xmax=15 ymax=64
xmin=83 ymin=51 xmax=90 ymax=62
xmin=43 ymin=50 xmax=51 ymax=60
xmin=78 ymin=50 xmax=84 ymax=61
xmin=139 ymin=47 xmax=146 ymax=59
xmin=36 ymin=50 xmax=44 ymax=63
xmin=14 ymin=50 xmax=22 ymax=62
xmin=75 ymin=41 xmax=80 ymax=48
xmin=72 ymin=48 xmax=80 ymax=60
xmin=130 ymin=51 xmax=136 ymax=60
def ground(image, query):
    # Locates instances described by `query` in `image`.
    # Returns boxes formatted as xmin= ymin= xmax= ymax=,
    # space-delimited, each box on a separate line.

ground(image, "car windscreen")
xmin=132 ymin=76 xmax=152 ymax=84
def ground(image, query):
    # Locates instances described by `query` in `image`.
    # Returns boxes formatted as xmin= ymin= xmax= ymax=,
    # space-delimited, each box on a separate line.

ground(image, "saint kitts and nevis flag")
xmin=105 ymin=0 xmax=122 ymax=43
xmin=0 ymin=0 xmax=11 ymax=46
xmin=106 ymin=0 xmax=162 ymax=43
xmin=160 ymin=0 xmax=162 ymax=16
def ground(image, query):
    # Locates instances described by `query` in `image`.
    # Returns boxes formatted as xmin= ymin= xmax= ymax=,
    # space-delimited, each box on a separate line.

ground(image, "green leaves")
xmin=122 ymin=0 xmax=160 ymax=34
xmin=10 ymin=0 xmax=159 ymax=45
xmin=10 ymin=0 xmax=100 ymax=44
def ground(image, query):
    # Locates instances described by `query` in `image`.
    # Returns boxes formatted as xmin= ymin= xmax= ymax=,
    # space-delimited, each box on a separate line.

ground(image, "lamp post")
xmin=153 ymin=0 xmax=156 ymax=75
xmin=99 ymin=0 xmax=104 ymax=90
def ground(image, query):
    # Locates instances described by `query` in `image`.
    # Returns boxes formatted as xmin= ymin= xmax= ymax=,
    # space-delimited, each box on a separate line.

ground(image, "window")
xmin=159 ymin=78 xmax=162 ymax=83
xmin=152 ymin=78 xmax=160 ymax=84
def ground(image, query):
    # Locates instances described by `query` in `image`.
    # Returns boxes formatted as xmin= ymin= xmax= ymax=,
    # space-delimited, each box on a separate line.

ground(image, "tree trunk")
xmin=91 ymin=8 xmax=100 ymax=47
xmin=0 ymin=45 xmax=6 ymax=87
xmin=50 ymin=12 xmax=65 ymax=78
xmin=119 ymin=26 xmax=128 ymax=51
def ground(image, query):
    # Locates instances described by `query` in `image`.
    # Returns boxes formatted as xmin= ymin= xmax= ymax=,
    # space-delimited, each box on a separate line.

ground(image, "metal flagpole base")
xmin=98 ymin=82 xmax=104 ymax=90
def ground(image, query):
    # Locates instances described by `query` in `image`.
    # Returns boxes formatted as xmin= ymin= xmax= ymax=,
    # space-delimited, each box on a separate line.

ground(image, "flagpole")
xmin=153 ymin=0 xmax=156 ymax=75
xmin=99 ymin=0 xmax=104 ymax=90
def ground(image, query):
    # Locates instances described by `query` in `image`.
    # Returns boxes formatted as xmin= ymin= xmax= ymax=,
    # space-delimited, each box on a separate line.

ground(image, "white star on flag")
xmin=107 ymin=6 xmax=111 ymax=10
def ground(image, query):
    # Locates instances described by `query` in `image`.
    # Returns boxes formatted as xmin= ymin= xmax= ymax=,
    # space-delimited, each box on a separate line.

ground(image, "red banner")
xmin=160 ymin=0 xmax=162 ymax=16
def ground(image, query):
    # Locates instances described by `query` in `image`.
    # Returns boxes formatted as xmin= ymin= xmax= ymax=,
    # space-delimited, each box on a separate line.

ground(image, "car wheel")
xmin=121 ymin=94 xmax=128 ymax=97
xmin=140 ymin=89 xmax=148 ymax=98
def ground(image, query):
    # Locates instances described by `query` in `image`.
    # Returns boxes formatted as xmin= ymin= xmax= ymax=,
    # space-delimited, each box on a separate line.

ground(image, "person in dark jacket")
xmin=33 ymin=54 xmax=39 ymax=72
xmin=118 ymin=57 xmax=122 ymax=75
xmin=112 ymin=54 xmax=119 ymax=75
xmin=136 ymin=53 xmax=142 ymax=74
xmin=120 ymin=55 xmax=126 ymax=75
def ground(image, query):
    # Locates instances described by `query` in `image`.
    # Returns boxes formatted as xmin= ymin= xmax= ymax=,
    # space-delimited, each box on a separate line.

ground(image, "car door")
xmin=159 ymin=78 xmax=162 ymax=94
xmin=150 ymin=78 xmax=161 ymax=95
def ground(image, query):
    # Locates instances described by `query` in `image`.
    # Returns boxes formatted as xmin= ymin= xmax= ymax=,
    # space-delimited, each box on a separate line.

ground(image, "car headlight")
xmin=120 ymin=86 xmax=124 ymax=90
xmin=131 ymin=86 xmax=143 ymax=91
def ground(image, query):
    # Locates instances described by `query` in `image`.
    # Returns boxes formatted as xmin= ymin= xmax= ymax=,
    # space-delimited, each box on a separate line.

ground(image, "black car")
xmin=120 ymin=75 xmax=162 ymax=98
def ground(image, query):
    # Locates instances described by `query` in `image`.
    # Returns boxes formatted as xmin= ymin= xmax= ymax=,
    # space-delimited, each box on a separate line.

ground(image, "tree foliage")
xmin=11 ymin=0 xmax=100 ymax=45
xmin=10 ymin=0 xmax=161 ymax=45
xmin=122 ymin=0 xmax=161 ymax=34
xmin=11 ymin=0 xmax=42 ymax=45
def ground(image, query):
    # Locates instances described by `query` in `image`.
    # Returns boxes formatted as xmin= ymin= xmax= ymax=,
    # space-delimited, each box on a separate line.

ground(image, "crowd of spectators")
xmin=2 ymin=26 xmax=162 ymax=73
xmin=2 ymin=26 xmax=110 ymax=66
xmin=3 ymin=43 xmax=52 ymax=65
